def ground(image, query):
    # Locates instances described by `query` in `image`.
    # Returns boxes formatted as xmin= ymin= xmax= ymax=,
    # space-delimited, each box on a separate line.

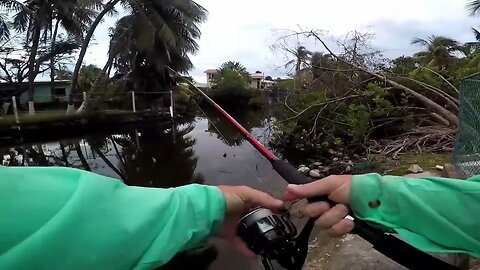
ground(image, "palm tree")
xmin=2 ymin=0 xmax=99 ymax=114
xmin=467 ymin=0 xmax=480 ymax=15
xmin=285 ymin=45 xmax=311 ymax=75
xmin=48 ymin=0 xmax=101 ymax=98
xmin=2 ymin=0 xmax=41 ymax=114
xmin=219 ymin=61 xmax=250 ymax=79
xmin=0 ymin=13 xmax=10 ymax=42
xmin=458 ymin=28 xmax=480 ymax=57
xmin=411 ymin=35 xmax=460 ymax=69
xmin=68 ymin=0 xmax=208 ymax=113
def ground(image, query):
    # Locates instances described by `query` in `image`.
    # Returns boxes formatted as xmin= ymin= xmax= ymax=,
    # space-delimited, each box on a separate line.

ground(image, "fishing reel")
xmin=237 ymin=207 xmax=316 ymax=270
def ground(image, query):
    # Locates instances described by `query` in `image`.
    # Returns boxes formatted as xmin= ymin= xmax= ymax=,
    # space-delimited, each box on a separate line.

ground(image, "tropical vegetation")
xmin=0 ymin=0 xmax=207 ymax=115
xmin=208 ymin=61 xmax=268 ymax=109
xmin=267 ymin=1 xmax=480 ymax=162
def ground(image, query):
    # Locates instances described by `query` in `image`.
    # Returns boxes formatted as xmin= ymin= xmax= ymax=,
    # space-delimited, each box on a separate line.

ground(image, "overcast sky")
xmin=83 ymin=0 xmax=479 ymax=83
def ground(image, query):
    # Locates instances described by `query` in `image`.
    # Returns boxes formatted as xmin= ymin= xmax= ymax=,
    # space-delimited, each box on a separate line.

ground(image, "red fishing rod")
xmin=166 ymin=66 xmax=458 ymax=270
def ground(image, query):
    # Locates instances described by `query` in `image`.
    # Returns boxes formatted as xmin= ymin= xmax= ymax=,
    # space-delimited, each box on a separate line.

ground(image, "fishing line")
xmin=190 ymin=90 xmax=279 ymax=196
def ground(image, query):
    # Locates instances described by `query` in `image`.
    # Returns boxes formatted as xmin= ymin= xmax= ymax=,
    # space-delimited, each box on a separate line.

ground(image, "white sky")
xmin=81 ymin=0 xmax=478 ymax=83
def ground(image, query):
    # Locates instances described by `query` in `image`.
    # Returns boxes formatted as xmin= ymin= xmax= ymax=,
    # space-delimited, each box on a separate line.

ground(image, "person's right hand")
xmin=282 ymin=175 xmax=355 ymax=237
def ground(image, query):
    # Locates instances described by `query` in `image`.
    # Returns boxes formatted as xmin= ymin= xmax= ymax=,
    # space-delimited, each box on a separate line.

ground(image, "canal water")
xmin=1 ymin=107 xmax=290 ymax=269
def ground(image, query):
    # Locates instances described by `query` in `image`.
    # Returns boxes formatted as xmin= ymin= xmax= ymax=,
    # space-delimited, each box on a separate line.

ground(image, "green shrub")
xmin=248 ymin=92 xmax=269 ymax=108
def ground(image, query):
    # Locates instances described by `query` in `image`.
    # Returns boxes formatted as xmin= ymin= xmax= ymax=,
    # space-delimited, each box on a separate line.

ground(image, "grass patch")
xmin=0 ymin=111 xmax=76 ymax=126
xmin=355 ymin=152 xmax=452 ymax=176
xmin=0 ymin=110 xmax=134 ymax=127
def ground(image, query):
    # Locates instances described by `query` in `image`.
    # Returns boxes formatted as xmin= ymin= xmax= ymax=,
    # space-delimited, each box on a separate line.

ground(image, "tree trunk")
xmin=75 ymin=142 xmax=91 ymax=171
xmin=27 ymin=25 xmax=42 ymax=115
xmin=374 ymin=73 xmax=459 ymax=127
xmin=92 ymin=146 xmax=126 ymax=181
xmin=50 ymin=20 xmax=60 ymax=94
xmin=68 ymin=0 xmax=121 ymax=113
xmin=59 ymin=142 xmax=70 ymax=166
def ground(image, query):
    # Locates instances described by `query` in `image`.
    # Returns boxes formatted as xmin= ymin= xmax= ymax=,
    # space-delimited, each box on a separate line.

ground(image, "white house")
xmin=204 ymin=68 xmax=274 ymax=90
xmin=250 ymin=71 xmax=274 ymax=90
xmin=204 ymin=69 xmax=219 ymax=88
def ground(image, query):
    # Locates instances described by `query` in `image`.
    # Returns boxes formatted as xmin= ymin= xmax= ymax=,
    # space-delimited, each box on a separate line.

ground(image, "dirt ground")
xmin=304 ymin=232 xmax=479 ymax=270
xmin=304 ymin=232 xmax=406 ymax=270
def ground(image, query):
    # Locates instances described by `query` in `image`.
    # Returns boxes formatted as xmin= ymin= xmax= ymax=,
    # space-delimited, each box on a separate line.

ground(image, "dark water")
xmin=1 ymin=108 xmax=289 ymax=269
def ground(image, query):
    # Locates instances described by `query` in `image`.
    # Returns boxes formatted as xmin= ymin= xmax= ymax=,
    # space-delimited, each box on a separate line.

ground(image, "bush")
xmin=270 ymin=83 xmax=413 ymax=160
xmin=248 ymin=92 xmax=269 ymax=108
xmin=207 ymin=69 xmax=269 ymax=109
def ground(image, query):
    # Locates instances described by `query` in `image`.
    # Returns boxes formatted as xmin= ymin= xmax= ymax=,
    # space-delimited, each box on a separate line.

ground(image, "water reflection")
xmin=118 ymin=124 xmax=205 ymax=188
xmin=1 ymin=109 xmax=285 ymax=270
xmin=203 ymin=107 xmax=273 ymax=147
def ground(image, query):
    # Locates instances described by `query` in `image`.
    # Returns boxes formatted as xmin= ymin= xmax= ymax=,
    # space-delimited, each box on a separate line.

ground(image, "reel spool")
xmin=237 ymin=207 xmax=315 ymax=270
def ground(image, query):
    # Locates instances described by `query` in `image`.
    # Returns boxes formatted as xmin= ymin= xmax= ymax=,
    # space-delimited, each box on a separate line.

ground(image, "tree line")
xmin=268 ymin=1 xmax=480 ymax=159
xmin=0 ymin=0 xmax=207 ymax=114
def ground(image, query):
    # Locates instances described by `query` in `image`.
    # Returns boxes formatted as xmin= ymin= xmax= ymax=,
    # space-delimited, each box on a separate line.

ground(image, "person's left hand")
xmin=217 ymin=185 xmax=284 ymax=257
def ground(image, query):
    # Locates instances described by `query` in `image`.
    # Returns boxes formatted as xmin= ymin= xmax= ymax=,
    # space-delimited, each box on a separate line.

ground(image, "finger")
xmin=298 ymin=201 xmax=331 ymax=218
xmin=282 ymin=179 xmax=336 ymax=201
xmin=229 ymin=236 xmax=256 ymax=258
xmin=325 ymin=219 xmax=355 ymax=237
xmin=240 ymin=187 xmax=284 ymax=210
xmin=315 ymin=204 xmax=350 ymax=229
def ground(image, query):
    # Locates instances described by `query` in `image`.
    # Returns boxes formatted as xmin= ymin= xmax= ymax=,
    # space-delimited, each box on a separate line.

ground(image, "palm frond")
xmin=0 ymin=13 xmax=10 ymax=41
xmin=473 ymin=27 xmax=480 ymax=41
xmin=467 ymin=0 xmax=480 ymax=16
xmin=12 ymin=8 xmax=29 ymax=32
xmin=411 ymin=37 xmax=429 ymax=46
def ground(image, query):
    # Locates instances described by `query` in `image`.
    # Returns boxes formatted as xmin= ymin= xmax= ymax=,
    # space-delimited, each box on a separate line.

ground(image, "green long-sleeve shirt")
xmin=351 ymin=173 xmax=480 ymax=258
xmin=0 ymin=167 xmax=225 ymax=269
xmin=1 ymin=167 xmax=479 ymax=270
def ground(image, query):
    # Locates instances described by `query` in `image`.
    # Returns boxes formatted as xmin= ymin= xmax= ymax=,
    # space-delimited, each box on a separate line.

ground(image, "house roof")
xmin=0 ymin=80 xmax=71 ymax=90
xmin=251 ymin=73 xmax=264 ymax=79
xmin=204 ymin=69 xmax=219 ymax=74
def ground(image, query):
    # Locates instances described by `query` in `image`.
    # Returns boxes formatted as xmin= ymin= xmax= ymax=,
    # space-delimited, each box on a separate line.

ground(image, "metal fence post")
xmin=131 ymin=91 xmax=136 ymax=113
xmin=169 ymin=90 xmax=174 ymax=118
xmin=12 ymin=96 xmax=19 ymax=125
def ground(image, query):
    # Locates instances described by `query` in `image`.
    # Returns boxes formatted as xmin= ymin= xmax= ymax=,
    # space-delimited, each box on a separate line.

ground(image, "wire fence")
xmin=0 ymin=91 xmax=174 ymax=125
xmin=453 ymin=74 xmax=480 ymax=178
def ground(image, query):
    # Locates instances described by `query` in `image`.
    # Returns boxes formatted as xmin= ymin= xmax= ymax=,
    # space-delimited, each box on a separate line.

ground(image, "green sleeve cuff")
xmin=177 ymin=184 xmax=226 ymax=250
xmin=350 ymin=173 xmax=402 ymax=230
xmin=350 ymin=173 xmax=480 ymax=257
xmin=206 ymin=186 xmax=226 ymax=236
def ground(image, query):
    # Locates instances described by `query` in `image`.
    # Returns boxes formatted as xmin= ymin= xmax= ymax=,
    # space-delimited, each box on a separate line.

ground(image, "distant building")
xmin=250 ymin=71 xmax=274 ymax=90
xmin=204 ymin=68 xmax=274 ymax=90
xmin=0 ymin=80 xmax=71 ymax=105
xmin=204 ymin=69 xmax=219 ymax=88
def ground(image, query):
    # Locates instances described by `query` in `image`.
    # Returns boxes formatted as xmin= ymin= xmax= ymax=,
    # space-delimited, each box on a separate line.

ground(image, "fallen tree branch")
xmin=421 ymin=67 xmax=460 ymax=94
xmin=399 ymin=75 xmax=459 ymax=110
xmin=304 ymin=30 xmax=459 ymax=127
xmin=279 ymin=94 xmax=364 ymax=123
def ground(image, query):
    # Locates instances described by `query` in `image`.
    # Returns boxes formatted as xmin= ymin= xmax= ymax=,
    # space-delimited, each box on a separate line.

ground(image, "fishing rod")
xmin=165 ymin=66 xmax=458 ymax=270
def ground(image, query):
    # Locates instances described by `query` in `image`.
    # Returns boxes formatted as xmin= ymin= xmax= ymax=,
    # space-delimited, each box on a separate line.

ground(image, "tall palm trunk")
xmin=50 ymin=20 xmax=60 ymax=94
xmin=27 ymin=25 xmax=42 ymax=115
xmin=67 ymin=0 xmax=120 ymax=114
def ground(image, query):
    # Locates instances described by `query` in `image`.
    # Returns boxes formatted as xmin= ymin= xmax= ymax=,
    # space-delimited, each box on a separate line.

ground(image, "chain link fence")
xmin=453 ymin=74 xmax=480 ymax=178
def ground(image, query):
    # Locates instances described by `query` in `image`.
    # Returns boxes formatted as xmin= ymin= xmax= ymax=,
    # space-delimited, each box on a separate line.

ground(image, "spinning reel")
xmin=237 ymin=207 xmax=316 ymax=270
